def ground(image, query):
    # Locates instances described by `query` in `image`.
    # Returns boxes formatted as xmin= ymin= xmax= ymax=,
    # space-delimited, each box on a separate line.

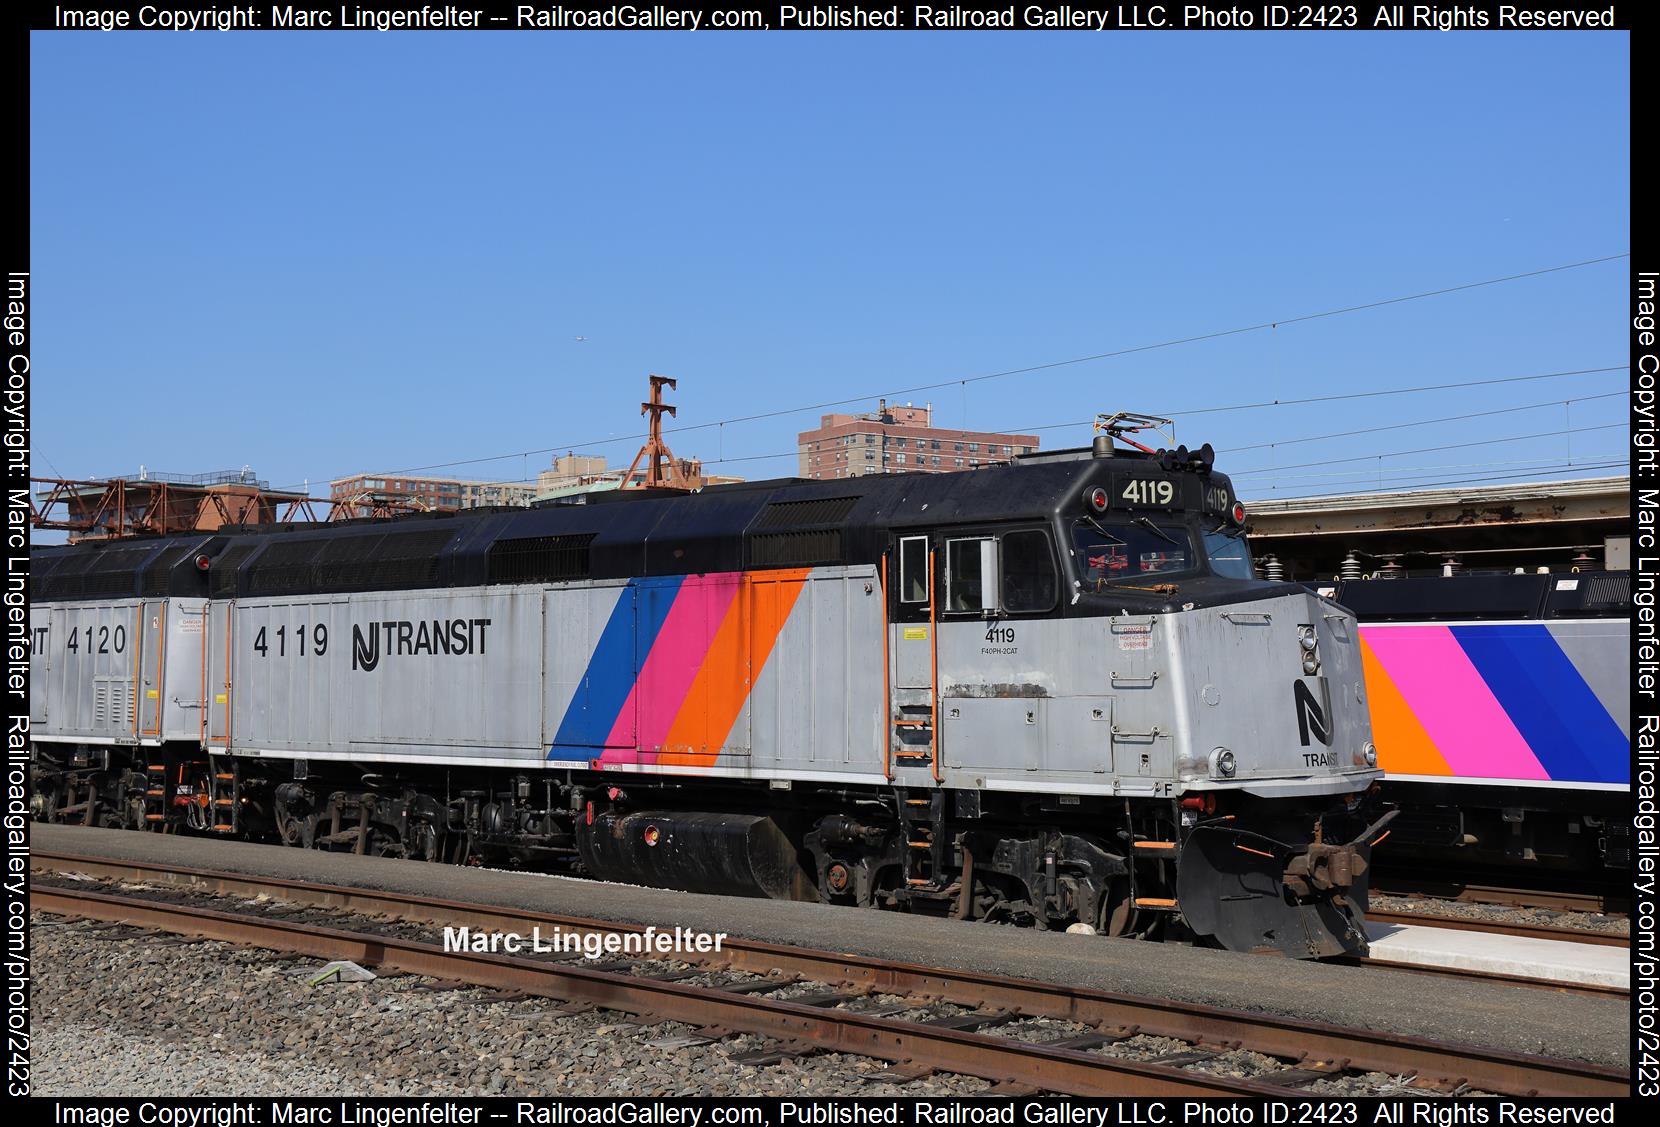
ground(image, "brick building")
xmin=797 ymin=401 xmax=1039 ymax=480
xmin=328 ymin=472 xmax=538 ymax=513
xmin=536 ymin=453 xmax=744 ymax=500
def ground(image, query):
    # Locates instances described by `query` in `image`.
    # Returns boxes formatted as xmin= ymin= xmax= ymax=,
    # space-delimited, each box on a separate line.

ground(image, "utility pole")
xmin=620 ymin=374 xmax=703 ymax=490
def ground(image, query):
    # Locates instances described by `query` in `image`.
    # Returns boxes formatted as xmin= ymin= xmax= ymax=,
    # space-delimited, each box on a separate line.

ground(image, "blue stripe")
xmin=1449 ymin=624 xmax=1628 ymax=785
xmin=549 ymin=576 xmax=684 ymax=753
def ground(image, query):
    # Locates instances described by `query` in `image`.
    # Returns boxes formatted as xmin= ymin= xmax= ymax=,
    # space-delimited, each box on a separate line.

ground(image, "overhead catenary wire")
xmin=266 ymin=251 xmax=1627 ymax=491
xmin=1228 ymin=422 xmax=1626 ymax=476
xmin=1239 ymin=451 xmax=1629 ymax=488
xmin=1221 ymin=390 xmax=1626 ymax=455
xmin=500 ymin=386 xmax=1629 ymax=481
xmin=1221 ymin=448 xmax=1620 ymax=484
xmin=412 ymin=370 xmax=1631 ymax=487
xmin=1244 ymin=459 xmax=1626 ymax=499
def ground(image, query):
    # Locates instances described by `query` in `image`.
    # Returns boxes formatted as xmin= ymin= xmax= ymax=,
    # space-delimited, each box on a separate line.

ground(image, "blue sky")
xmin=30 ymin=31 xmax=1629 ymax=502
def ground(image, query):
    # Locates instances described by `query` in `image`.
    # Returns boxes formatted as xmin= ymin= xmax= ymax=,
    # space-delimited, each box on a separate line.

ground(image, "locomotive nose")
xmin=1176 ymin=809 xmax=1395 ymax=959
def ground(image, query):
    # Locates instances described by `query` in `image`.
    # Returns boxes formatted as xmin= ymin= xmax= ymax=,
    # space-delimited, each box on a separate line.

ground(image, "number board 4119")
xmin=1111 ymin=474 xmax=1183 ymax=510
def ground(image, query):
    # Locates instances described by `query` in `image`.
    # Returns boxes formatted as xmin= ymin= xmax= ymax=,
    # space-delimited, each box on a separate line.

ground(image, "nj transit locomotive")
xmin=1333 ymin=571 xmax=1630 ymax=878
xmin=29 ymin=441 xmax=1386 ymax=957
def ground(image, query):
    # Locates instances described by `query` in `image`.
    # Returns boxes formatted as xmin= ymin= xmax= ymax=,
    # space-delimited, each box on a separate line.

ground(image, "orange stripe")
xmin=1359 ymin=633 xmax=1452 ymax=777
xmin=656 ymin=569 xmax=811 ymax=768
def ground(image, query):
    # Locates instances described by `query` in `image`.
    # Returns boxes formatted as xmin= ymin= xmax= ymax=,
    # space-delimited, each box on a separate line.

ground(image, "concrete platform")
xmin=30 ymin=823 xmax=1630 ymax=1067
xmin=1366 ymin=922 xmax=1630 ymax=990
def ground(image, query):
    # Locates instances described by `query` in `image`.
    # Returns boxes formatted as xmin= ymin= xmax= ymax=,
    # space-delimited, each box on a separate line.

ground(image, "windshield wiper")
xmin=1134 ymin=516 xmax=1182 ymax=547
xmin=1083 ymin=514 xmax=1116 ymax=540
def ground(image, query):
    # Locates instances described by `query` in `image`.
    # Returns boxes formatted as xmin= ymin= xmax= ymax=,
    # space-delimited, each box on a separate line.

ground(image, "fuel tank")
xmin=577 ymin=810 xmax=816 ymax=900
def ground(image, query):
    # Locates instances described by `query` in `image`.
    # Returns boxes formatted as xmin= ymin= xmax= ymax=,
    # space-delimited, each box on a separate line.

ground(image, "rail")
xmin=31 ymin=851 xmax=1629 ymax=1098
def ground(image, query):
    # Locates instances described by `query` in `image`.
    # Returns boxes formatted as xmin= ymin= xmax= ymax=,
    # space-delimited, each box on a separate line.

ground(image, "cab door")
xmin=891 ymin=535 xmax=932 ymax=689
xmin=886 ymin=534 xmax=936 ymax=775
xmin=136 ymin=600 xmax=167 ymax=739
xmin=203 ymin=601 xmax=233 ymax=749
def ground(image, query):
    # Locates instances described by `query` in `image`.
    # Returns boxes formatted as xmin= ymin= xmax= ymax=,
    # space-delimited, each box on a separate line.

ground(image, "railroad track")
xmin=31 ymin=851 xmax=1628 ymax=1098
xmin=1372 ymin=877 xmax=1628 ymax=917
xmin=1366 ymin=908 xmax=1628 ymax=948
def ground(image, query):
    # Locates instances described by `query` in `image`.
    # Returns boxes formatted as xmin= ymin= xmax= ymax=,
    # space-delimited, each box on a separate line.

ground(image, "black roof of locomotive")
xmin=1334 ymin=572 xmax=1630 ymax=622
xmin=31 ymin=450 xmax=1239 ymax=602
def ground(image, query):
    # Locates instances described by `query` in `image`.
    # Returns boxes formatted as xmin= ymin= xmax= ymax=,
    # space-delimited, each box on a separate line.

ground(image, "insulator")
xmin=1260 ymin=554 xmax=1286 ymax=582
xmin=1379 ymin=556 xmax=1405 ymax=580
xmin=1338 ymin=551 xmax=1363 ymax=581
xmin=1441 ymin=556 xmax=1462 ymax=577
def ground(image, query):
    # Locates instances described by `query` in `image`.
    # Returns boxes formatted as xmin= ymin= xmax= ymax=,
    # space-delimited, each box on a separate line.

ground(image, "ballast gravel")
xmin=30 ymin=917 xmax=992 ymax=1098
xmin=32 ymin=904 xmax=1489 ymax=1099
xmin=1368 ymin=894 xmax=1628 ymax=937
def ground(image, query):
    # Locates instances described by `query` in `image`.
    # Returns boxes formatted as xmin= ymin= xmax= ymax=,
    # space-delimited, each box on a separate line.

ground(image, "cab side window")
xmin=1001 ymin=530 xmax=1057 ymax=613
xmin=898 ymin=536 xmax=929 ymax=604
xmin=945 ymin=538 xmax=997 ymax=614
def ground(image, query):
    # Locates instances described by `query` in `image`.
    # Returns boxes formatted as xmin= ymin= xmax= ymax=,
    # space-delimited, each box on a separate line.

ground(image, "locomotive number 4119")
xmin=1120 ymin=478 xmax=1175 ymax=506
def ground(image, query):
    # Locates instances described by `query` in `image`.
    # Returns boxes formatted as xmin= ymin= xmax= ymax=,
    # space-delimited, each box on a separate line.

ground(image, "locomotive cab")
xmin=879 ymin=440 xmax=1384 ymax=956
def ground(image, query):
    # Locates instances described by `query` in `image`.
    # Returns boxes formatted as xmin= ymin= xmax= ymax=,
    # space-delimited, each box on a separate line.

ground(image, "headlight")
xmin=1360 ymin=742 xmax=1378 ymax=768
xmin=1301 ymin=656 xmax=1320 ymax=675
xmin=1211 ymin=747 xmax=1237 ymax=778
xmin=1299 ymin=634 xmax=1317 ymax=652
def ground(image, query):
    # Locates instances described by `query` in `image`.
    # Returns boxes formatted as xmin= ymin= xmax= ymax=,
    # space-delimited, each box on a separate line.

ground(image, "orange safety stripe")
xmin=656 ymin=569 xmax=811 ymax=768
xmin=1358 ymin=634 xmax=1452 ymax=777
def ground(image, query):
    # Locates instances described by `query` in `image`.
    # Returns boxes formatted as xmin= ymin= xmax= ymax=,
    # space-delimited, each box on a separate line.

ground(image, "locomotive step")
xmin=1132 ymin=841 xmax=1178 ymax=852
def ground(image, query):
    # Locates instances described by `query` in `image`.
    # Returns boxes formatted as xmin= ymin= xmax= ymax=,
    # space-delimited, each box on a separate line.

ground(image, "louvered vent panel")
xmin=748 ymin=529 xmax=843 ymax=567
xmin=752 ymin=496 xmax=859 ymax=530
xmin=487 ymin=534 xmax=597 ymax=584
xmin=1585 ymin=573 xmax=1630 ymax=608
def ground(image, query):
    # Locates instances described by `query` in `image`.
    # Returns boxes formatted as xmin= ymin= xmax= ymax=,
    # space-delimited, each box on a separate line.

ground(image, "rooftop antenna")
xmin=620 ymin=374 xmax=702 ymax=490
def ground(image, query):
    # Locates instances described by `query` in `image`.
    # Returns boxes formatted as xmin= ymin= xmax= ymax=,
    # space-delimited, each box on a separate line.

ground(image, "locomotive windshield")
xmin=1201 ymin=521 xmax=1254 ymax=579
xmin=1071 ymin=518 xmax=1194 ymax=589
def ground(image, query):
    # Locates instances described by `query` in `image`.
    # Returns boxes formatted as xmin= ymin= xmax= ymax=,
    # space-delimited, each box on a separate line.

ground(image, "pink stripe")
xmin=1361 ymin=625 xmax=1549 ymax=781
xmin=601 ymin=573 xmax=742 ymax=758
